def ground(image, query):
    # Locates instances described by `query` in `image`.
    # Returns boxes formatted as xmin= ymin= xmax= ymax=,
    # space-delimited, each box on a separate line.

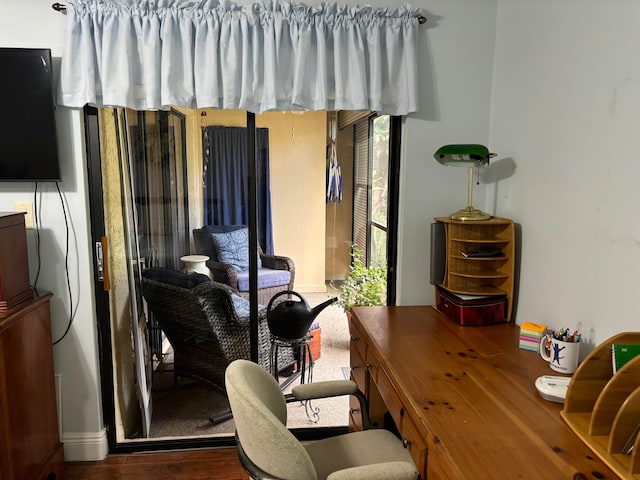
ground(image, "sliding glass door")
xmin=84 ymin=107 xmax=401 ymax=453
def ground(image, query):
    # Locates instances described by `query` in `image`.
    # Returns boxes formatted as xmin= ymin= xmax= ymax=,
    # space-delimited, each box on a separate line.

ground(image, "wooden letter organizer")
xmin=561 ymin=332 xmax=640 ymax=479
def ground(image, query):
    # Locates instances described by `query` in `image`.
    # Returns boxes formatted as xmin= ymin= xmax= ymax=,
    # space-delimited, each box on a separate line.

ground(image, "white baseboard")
xmin=62 ymin=428 xmax=109 ymax=461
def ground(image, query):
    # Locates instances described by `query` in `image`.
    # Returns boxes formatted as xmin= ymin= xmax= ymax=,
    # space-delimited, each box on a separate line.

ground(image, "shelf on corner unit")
xmin=450 ymin=271 xmax=509 ymax=280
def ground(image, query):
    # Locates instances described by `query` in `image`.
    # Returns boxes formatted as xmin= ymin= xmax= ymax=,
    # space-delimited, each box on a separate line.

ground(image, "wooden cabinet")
xmin=0 ymin=294 xmax=64 ymax=479
xmin=434 ymin=216 xmax=515 ymax=321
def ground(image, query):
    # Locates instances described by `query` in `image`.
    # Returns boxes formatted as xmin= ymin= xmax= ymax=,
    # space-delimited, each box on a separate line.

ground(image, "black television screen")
xmin=0 ymin=48 xmax=61 ymax=181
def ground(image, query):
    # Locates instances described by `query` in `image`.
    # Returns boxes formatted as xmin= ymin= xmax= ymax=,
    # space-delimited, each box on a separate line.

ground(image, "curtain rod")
xmin=52 ymin=2 xmax=426 ymax=22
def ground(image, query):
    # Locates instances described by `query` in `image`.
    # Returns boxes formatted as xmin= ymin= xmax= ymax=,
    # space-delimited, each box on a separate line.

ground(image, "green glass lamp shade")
xmin=434 ymin=144 xmax=492 ymax=167
xmin=433 ymin=144 xmax=495 ymax=221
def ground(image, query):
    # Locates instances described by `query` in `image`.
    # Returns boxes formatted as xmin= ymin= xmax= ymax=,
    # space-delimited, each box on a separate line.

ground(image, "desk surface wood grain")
xmin=351 ymin=305 xmax=617 ymax=480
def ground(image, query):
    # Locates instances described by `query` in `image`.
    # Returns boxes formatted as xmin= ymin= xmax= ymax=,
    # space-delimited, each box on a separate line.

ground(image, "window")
xmin=353 ymin=115 xmax=391 ymax=268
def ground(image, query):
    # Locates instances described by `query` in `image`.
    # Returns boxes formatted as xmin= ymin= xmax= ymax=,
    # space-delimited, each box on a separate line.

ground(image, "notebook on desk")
xmin=611 ymin=344 xmax=640 ymax=374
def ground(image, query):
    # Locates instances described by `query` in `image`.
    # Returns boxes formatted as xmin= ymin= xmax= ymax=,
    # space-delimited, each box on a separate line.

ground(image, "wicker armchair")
xmin=193 ymin=225 xmax=295 ymax=306
xmin=140 ymin=268 xmax=294 ymax=391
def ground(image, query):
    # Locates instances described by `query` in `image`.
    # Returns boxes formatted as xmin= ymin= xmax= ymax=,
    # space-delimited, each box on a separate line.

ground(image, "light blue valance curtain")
xmin=59 ymin=0 xmax=422 ymax=115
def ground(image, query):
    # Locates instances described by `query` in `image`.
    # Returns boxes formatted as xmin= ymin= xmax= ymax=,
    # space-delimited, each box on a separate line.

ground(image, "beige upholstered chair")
xmin=225 ymin=359 xmax=419 ymax=480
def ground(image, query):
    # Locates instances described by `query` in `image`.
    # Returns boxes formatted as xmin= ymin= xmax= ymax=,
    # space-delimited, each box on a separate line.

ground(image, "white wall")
xmin=490 ymin=0 xmax=640 ymax=350
xmin=397 ymin=0 xmax=498 ymax=305
xmin=0 ymin=0 xmax=106 ymax=461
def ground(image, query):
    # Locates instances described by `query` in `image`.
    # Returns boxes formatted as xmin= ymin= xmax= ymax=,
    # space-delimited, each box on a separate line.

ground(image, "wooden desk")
xmin=349 ymin=305 xmax=616 ymax=479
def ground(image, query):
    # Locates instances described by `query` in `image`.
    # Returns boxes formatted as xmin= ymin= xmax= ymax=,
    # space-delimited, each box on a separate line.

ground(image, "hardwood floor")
xmin=60 ymin=447 xmax=249 ymax=480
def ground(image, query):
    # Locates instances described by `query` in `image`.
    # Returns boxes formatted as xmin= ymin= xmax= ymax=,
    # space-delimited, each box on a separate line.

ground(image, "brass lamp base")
xmin=449 ymin=206 xmax=492 ymax=221
xmin=448 ymin=166 xmax=492 ymax=221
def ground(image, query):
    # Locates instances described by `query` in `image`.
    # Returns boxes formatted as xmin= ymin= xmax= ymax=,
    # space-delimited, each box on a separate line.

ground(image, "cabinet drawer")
xmin=365 ymin=348 xmax=379 ymax=385
xmin=374 ymin=366 xmax=403 ymax=428
xmin=401 ymin=414 xmax=427 ymax=477
xmin=348 ymin=319 xmax=366 ymax=361
xmin=348 ymin=395 xmax=364 ymax=432
xmin=350 ymin=349 xmax=366 ymax=392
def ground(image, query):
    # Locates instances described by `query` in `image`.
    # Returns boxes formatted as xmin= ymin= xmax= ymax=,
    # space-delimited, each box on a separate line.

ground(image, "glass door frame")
xmin=385 ymin=116 xmax=402 ymax=306
xmin=84 ymin=108 xmax=402 ymax=454
xmin=84 ymin=107 xmax=238 ymax=453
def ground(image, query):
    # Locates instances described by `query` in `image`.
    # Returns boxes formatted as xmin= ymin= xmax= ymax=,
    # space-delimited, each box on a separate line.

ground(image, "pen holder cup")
xmin=539 ymin=334 xmax=580 ymax=374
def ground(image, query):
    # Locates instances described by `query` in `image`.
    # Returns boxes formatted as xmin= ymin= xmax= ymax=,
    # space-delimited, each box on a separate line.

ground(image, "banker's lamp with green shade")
xmin=434 ymin=144 xmax=496 ymax=221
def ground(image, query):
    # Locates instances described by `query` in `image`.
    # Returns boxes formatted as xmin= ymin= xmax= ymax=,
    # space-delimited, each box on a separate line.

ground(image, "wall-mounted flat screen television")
xmin=0 ymin=47 xmax=61 ymax=181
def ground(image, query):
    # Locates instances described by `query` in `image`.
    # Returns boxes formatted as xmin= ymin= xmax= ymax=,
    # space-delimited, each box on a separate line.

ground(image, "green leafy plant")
xmin=335 ymin=247 xmax=387 ymax=313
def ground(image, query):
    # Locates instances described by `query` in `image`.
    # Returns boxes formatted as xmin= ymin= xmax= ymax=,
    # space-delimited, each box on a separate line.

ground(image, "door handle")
xmin=95 ymin=237 xmax=110 ymax=291
xmin=95 ymin=241 xmax=104 ymax=281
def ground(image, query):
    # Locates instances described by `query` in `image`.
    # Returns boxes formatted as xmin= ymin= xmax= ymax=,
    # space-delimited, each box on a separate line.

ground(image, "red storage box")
xmin=436 ymin=287 xmax=506 ymax=326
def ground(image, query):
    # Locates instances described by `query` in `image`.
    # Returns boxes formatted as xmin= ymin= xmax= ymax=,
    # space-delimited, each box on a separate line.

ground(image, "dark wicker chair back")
xmin=141 ymin=270 xmax=293 ymax=391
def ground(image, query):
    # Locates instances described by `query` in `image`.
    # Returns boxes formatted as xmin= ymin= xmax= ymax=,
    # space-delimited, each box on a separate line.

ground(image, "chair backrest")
xmin=141 ymin=268 xmax=282 ymax=388
xmin=141 ymin=268 xmax=241 ymax=341
xmin=143 ymin=266 xmax=210 ymax=288
xmin=140 ymin=268 xmax=213 ymax=340
xmin=225 ymin=359 xmax=317 ymax=480
xmin=193 ymin=225 xmax=246 ymax=262
xmin=140 ymin=268 xmax=244 ymax=351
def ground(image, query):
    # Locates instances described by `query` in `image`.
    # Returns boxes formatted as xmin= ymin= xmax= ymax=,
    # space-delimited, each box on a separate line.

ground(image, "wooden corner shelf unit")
xmin=561 ymin=332 xmax=640 ymax=479
xmin=434 ymin=216 xmax=515 ymax=321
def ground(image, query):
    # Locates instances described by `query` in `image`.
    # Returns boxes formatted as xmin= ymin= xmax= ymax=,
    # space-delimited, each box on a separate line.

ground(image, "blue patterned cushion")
xmin=231 ymin=294 xmax=266 ymax=317
xmin=210 ymin=228 xmax=262 ymax=272
xmin=231 ymin=293 xmax=251 ymax=318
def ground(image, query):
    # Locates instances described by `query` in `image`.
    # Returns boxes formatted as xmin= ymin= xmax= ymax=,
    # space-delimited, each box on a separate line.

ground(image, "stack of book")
xmin=519 ymin=321 xmax=547 ymax=351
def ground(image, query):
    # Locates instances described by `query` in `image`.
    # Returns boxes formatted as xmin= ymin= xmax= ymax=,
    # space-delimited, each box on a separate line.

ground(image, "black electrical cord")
xmin=52 ymin=182 xmax=75 ymax=346
xmin=32 ymin=183 xmax=42 ymax=297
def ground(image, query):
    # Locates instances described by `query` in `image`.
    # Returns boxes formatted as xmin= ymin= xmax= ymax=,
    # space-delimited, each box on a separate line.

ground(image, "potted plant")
xmin=335 ymin=246 xmax=387 ymax=318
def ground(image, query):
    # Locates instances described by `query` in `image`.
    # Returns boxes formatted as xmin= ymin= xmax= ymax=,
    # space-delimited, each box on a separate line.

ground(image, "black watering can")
xmin=266 ymin=291 xmax=337 ymax=340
